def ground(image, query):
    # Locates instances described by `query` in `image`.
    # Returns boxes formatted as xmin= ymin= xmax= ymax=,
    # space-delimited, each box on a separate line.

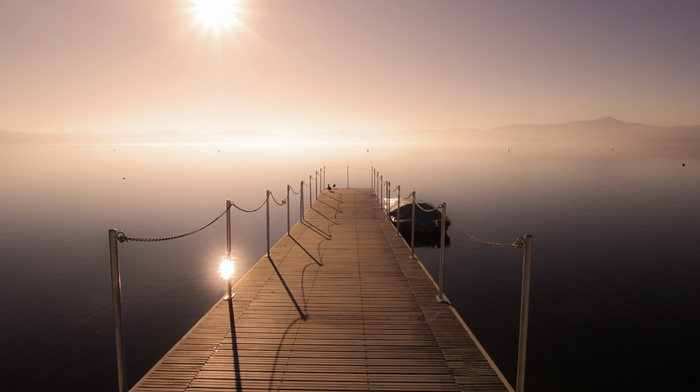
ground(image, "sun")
xmin=188 ymin=0 xmax=242 ymax=30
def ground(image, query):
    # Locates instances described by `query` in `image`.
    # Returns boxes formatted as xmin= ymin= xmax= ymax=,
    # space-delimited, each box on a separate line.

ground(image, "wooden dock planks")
xmin=130 ymin=188 xmax=512 ymax=392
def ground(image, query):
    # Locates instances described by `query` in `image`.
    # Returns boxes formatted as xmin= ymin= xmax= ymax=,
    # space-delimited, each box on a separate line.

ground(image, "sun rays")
xmin=188 ymin=0 xmax=244 ymax=32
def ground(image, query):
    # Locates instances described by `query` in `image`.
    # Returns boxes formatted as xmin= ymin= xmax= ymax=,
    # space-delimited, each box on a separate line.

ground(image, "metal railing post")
xmin=386 ymin=181 xmax=391 ymax=220
xmin=396 ymin=186 xmax=401 ymax=236
xmin=438 ymin=202 xmax=447 ymax=302
xmin=376 ymin=172 xmax=380 ymax=201
xmin=346 ymin=166 xmax=350 ymax=188
xmin=286 ymin=186 xmax=291 ymax=236
xmin=380 ymin=176 xmax=383 ymax=204
xmin=226 ymin=200 xmax=232 ymax=255
xmin=516 ymin=235 xmax=533 ymax=392
xmin=266 ymin=190 xmax=271 ymax=258
xmin=373 ymin=170 xmax=376 ymax=198
xmin=410 ymin=192 xmax=416 ymax=258
xmin=374 ymin=171 xmax=378 ymax=200
xmin=300 ymin=181 xmax=304 ymax=222
xmin=109 ymin=229 xmax=127 ymax=392
xmin=308 ymin=177 xmax=313 ymax=210
xmin=315 ymin=171 xmax=318 ymax=200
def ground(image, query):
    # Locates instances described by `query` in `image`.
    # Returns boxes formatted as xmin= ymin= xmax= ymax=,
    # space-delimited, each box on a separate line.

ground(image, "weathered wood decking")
xmin=131 ymin=188 xmax=512 ymax=391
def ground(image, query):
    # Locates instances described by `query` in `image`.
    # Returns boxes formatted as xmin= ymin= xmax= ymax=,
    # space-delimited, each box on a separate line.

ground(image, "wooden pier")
xmin=130 ymin=188 xmax=512 ymax=392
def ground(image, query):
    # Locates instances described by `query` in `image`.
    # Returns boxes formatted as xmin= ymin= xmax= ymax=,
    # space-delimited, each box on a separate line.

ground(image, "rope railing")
xmin=269 ymin=192 xmax=287 ymax=206
xmin=116 ymin=206 xmax=231 ymax=243
xmin=110 ymin=166 xmax=531 ymax=392
xmin=116 ymin=192 xmax=290 ymax=244
xmin=414 ymin=201 xmax=441 ymax=213
xmin=108 ymin=174 xmax=318 ymax=392
xmin=447 ymin=216 xmax=525 ymax=249
xmin=373 ymin=168 xmax=532 ymax=392
xmin=231 ymin=199 xmax=268 ymax=213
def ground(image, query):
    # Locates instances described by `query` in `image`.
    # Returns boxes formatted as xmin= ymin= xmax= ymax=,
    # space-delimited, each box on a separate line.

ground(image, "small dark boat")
xmin=385 ymin=198 xmax=450 ymax=234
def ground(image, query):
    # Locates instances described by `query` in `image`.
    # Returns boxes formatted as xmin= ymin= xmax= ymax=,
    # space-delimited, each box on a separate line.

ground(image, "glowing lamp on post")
xmin=220 ymin=256 xmax=236 ymax=299
xmin=220 ymin=256 xmax=235 ymax=280
xmin=220 ymin=256 xmax=237 ymax=335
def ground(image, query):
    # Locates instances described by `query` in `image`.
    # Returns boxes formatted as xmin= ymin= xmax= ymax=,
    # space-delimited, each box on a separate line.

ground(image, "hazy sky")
xmin=2 ymin=0 xmax=700 ymax=135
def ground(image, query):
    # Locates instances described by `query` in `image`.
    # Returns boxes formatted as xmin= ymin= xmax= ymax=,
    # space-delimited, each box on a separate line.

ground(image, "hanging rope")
xmin=388 ymin=183 xmax=524 ymax=249
xmin=117 ymin=205 xmax=231 ymax=243
xmin=270 ymin=192 xmax=287 ymax=206
xmin=447 ymin=216 xmax=525 ymax=249
xmin=231 ymin=199 xmax=267 ymax=213
xmin=414 ymin=202 xmax=442 ymax=213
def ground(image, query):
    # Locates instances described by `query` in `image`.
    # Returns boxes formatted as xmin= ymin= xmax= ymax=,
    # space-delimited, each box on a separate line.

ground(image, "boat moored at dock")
xmin=385 ymin=197 xmax=450 ymax=234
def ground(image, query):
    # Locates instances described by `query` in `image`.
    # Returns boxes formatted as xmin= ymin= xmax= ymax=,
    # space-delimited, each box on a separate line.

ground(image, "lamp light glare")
xmin=219 ymin=257 xmax=235 ymax=279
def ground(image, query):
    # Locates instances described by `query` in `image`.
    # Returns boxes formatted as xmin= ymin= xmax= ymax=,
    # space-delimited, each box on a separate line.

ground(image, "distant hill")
xmin=485 ymin=117 xmax=700 ymax=144
xmin=2 ymin=118 xmax=699 ymax=145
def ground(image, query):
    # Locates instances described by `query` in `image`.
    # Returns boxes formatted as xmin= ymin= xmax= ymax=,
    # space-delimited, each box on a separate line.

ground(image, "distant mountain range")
xmin=394 ymin=117 xmax=700 ymax=145
xmin=1 ymin=117 xmax=699 ymax=145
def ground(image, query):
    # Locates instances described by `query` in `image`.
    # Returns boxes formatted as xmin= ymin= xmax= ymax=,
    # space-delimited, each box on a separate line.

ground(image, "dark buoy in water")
xmin=682 ymin=163 xmax=686 ymax=167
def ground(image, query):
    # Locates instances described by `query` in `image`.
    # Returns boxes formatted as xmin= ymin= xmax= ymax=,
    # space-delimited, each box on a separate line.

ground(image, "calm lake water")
xmin=1 ymin=141 xmax=698 ymax=391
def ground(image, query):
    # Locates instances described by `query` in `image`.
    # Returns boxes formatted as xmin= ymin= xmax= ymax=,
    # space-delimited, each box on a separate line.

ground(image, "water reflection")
xmin=399 ymin=229 xmax=451 ymax=248
xmin=1 ymin=141 xmax=698 ymax=391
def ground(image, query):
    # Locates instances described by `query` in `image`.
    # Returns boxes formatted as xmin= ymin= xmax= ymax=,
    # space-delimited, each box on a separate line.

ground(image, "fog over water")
xmin=1 ymin=121 xmax=699 ymax=391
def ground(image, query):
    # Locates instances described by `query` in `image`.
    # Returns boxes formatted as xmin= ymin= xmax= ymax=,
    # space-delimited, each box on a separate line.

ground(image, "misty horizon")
xmin=3 ymin=117 xmax=700 ymax=147
xmin=0 ymin=116 xmax=700 ymax=143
